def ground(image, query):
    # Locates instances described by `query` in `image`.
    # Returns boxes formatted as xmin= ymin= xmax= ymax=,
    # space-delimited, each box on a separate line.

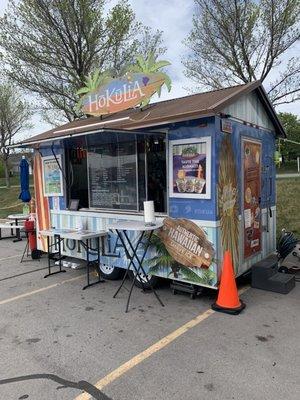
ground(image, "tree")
xmin=278 ymin=112 xmax=300 ymax=162
xmin=0 ymin=83 xmax=32 ymax=188
xmin=183 ymin=0 xmax=300 ymax=106
xmin=0 ymin=0 xmax=165 ymax=124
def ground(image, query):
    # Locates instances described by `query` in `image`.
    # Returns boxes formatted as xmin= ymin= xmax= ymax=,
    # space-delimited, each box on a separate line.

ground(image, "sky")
xmin=0 ymin=0 xmax=299 ymax=140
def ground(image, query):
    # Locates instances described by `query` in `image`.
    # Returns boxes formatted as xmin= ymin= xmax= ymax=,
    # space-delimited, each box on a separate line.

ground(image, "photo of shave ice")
xmin=172 ymin=142 xmax=207 ymax=195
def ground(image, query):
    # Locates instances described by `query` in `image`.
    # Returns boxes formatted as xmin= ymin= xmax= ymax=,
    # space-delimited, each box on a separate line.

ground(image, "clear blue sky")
xmin=0 ymin=0 xmax=299 ymax=140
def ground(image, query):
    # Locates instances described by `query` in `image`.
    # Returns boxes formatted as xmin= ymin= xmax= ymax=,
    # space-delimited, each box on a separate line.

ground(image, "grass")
xmin=0 ymin=186 xmax=24 ymax=219
xmin=0 ymin=175 xmax=34 ymax=218
xmin=276 ymin=178 xmax=300 ymax=238
xmin=0 ymin=175 xmax=34 ymax=187
xmin=276 ymin=160 xmax=299 ymax=174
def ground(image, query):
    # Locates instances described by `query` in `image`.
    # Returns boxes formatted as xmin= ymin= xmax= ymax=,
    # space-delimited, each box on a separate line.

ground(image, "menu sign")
xmin=159 ymin=218 xmax=215 ymax=268
xmin=243 ymin=140 xmax=262 ymax=258
xmin=88 ymin=140 xmax=137 ymax=210
xmin=169 ymin=138 xmax=211 ymax=199
xmin=42 ymin=155 xmax=63 ymax=197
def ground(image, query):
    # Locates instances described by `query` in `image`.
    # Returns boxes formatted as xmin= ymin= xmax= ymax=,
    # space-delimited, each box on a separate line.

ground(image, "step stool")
xmin=251 ymin=254 xmax=295 ymax=294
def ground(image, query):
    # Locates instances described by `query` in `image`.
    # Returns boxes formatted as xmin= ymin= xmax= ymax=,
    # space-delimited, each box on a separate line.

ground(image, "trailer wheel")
xmin=129 ymin=270 xmax=159 ymax=289
xmin=99 ymin=264 xmax=122 ymax=280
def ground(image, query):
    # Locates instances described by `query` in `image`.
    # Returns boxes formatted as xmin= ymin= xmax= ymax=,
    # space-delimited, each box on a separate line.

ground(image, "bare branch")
xmin=183 ymin=0 xmax=300 ymax=105
xmin=0 ymin=0 xmax=166 ymax=122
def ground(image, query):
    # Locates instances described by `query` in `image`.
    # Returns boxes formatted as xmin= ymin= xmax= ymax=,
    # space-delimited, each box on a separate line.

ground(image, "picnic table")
xmin=7 ymin=214 xmax=29 ymax=241
xmin=0 ymin=221 xmax=25 ymax=242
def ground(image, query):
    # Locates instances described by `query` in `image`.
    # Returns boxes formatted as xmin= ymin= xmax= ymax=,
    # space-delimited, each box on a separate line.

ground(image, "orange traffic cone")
xmin=212 ymin=250 xmax=245 ymax=315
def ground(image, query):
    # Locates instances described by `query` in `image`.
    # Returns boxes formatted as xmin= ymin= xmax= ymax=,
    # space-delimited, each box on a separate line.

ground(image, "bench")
xmin=0 ymin=223 xmax=25 ymax=241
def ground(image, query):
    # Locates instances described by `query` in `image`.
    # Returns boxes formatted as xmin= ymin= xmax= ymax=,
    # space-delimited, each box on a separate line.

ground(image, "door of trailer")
xmin=242 ymin=138 xmax=262 ymax=260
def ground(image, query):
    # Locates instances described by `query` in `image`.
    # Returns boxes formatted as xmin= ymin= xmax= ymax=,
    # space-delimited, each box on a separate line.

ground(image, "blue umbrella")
xmin=18 ymin=156 xmax=31 ymax=202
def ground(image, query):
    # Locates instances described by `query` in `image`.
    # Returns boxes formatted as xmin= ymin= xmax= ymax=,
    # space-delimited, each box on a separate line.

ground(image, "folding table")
xmin=40 ymin=228 xmax=107 ymax=289
xmin=0 ymin=223 xmax=24 ymax=241
xmin=108 ymin=220 xmax=165 ymax=312
xmin=6 ymin=214 xmax=29 ymax=241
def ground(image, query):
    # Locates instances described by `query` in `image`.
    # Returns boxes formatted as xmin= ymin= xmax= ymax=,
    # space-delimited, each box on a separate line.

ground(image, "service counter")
xmin=47 ymin=209 xmax=165 ymax=272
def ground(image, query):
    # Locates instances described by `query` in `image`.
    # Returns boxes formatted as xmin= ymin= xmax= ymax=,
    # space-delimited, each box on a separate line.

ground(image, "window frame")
xmin=85 ymin=131 xmax=168 ymax=214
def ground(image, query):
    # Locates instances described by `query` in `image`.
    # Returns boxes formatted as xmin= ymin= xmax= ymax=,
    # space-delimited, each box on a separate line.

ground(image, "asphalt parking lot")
xmin=0 ymin=239 xmax=299 ymax=400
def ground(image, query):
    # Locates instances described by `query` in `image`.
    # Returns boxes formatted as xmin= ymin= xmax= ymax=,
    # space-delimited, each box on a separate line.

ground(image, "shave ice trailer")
xmin=20 ymin=80 xmax=285 ymax=290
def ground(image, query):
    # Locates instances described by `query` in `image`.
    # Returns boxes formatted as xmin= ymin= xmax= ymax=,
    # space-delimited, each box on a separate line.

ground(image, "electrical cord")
xmin=51 ymin=143 xmax=67 ymax=184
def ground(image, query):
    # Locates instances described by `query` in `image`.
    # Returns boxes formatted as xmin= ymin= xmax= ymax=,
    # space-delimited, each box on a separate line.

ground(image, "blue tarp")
xmin=18 ymin=158 xmax=31 ymax=203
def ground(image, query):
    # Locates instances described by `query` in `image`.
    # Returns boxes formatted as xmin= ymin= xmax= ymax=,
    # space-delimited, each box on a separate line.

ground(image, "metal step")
xmin=267 ymin=273 xmax=295 ymax=294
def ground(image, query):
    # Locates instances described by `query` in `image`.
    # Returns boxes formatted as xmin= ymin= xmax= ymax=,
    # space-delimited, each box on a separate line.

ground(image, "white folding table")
xmin=40 ymin=228 xmax=107 ymax=290
xmin=0 ymin=223 xmax=25 ymax=241
xmin=5 ymin=214 xmax=29 ymax=241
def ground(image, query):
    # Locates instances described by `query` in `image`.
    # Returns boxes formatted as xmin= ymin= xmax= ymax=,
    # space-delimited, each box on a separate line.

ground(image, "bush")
xmin=277 ymin=160 xmax=299 ymax=173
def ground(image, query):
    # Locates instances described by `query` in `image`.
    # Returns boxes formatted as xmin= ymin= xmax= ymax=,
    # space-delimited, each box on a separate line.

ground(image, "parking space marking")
xmin=0 ymin=254 xmax=23 ymax=262
xmin=75 ymin=285 xmax=250 ymax=400
xmin=0 ymin=274 xmax=85 ymax=306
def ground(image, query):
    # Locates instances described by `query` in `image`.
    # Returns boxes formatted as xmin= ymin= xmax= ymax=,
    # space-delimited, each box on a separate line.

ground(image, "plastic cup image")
xmin=176 ymin=178 xmax=186 ymax=192
xmin=194 ymin=178 xmax=206 ymax=193
xmin=185 ymin=177 xmax=195 ymax=192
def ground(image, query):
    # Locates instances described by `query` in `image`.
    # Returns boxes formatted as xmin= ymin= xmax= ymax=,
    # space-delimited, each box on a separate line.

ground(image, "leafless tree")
xmin=0 ymin=0 xmax=165 ymax=124
xmin=0 ymin=83 xmax=32 ymax=187
xmin=183 ymin=0 xmax=300 ymax=105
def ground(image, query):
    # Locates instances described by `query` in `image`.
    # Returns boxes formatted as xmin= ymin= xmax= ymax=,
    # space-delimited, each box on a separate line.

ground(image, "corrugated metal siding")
xmin=235 ymin=207 xmax=277 ymax=275
xmin=223 ymin=92 xmax=275 ymax=131
xmin=261 ymin=207 xmax=277 ymax=256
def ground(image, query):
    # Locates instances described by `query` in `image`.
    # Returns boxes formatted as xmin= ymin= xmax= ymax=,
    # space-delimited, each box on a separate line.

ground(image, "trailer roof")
xmin=15 ymin=80 xmax=285 ymax=147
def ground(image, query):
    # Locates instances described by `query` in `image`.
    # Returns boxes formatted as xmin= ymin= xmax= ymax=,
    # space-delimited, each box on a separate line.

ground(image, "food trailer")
xmin=16 ymin=79 xmax=285 ymax=290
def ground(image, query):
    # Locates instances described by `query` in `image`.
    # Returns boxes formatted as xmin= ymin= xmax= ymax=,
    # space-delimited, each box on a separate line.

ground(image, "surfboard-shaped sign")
xmin=158 ymin=217 xmax=215 ymax=269
xmin=81 ymin=72 xmax=165 ymax=116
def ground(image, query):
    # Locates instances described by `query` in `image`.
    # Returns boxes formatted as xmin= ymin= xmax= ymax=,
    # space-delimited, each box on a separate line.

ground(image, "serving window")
xmin=65 ymin=131 xmax=167 ymax=213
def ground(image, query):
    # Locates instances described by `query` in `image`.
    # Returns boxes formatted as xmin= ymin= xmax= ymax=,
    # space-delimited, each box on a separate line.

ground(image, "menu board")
xmin=88 ymin=140 xmax=137 ymax=210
